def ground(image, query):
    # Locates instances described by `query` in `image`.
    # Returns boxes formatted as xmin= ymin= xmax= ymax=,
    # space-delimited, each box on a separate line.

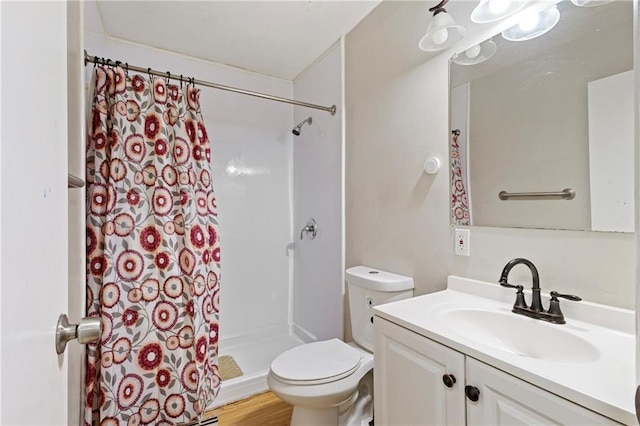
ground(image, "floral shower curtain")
xmin=451 ymin=130 xmax=470 ymax=225
xmin=85 ymin=66 xmax=221 ymax=425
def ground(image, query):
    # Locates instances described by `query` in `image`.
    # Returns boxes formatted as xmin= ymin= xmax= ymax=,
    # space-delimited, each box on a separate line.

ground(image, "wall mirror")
xmin=449 ymin=0 xmax=634 ymax=232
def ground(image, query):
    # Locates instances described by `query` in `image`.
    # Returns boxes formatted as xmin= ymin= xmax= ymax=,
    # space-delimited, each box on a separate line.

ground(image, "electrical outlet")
xmin=455 ymin=228 xmax=470 ymax=256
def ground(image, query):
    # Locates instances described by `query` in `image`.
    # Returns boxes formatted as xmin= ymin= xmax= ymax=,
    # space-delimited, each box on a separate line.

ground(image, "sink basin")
xmin=436 ymin=308 xmax=600 ymax=364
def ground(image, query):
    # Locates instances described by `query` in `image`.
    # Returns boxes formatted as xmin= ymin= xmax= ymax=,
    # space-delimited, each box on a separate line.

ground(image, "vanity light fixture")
xmin=570 ymin=0 xmax=613 ymax=6
xmin=501 ymin=5 xmax=560 ymax=42
xmin=418 ymin=0 xmax=465 ymax=52
xmin=470 ymin=0 xmax=529 ymax=23
xmin=452 ymin=39 xmax=497 ymax=65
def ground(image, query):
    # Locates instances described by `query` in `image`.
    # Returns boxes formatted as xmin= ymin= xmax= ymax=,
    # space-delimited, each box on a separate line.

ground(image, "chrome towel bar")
xmin=498 ymin=188 xmax=575 ymax=201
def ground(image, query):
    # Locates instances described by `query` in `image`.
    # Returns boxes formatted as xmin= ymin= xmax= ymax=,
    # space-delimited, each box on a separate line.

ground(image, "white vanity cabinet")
xmin=374 ymin=317 xmax=466 ymax=425
xmin=465 ymin=357 xmax=617 ymax=425
xmin=374 ymin=316 xmax=619 ymax=426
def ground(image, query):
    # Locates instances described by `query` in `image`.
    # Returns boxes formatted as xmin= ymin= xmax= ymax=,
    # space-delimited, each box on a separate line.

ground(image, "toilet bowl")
xmin=267 ymin=266 xmax=414 ymax=426
xmin=267 ymin=340 xmax=373 ymax=425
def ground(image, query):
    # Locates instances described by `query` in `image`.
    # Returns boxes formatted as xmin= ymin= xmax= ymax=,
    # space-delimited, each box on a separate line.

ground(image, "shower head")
xmin=292 ymin=117 xmax=312 ymax=136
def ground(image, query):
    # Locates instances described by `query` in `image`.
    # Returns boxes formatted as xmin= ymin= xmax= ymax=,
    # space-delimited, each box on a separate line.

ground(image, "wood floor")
xmin=213 ymin=391 xmax=292 ymax=426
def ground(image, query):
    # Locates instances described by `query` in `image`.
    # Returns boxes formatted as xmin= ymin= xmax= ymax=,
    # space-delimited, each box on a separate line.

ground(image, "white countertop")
xmin=373 ymin=276 xmax=636 ymax=425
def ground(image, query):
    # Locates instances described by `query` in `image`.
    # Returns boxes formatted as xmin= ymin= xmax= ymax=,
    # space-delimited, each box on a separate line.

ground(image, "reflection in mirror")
xmin=449 ymin=0 xmax=633 ymax=232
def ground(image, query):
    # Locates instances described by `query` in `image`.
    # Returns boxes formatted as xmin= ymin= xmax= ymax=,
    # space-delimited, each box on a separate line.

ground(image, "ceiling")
xmin=88 ymin=1 xmax=381 ymax=81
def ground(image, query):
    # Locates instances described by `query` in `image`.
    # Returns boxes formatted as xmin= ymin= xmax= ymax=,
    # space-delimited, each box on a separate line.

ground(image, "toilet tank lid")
xmin=346 ymin=266 xmax=414 ymax=292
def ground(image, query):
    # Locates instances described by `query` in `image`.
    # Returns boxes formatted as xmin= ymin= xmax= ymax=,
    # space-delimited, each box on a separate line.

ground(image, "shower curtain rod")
xmin=84 ymin=51 xmax=337 ymax=115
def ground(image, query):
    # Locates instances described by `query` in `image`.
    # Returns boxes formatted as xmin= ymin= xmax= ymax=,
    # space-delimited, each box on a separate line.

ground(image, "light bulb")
xmin=465 ymin=44 xmax=481 ymax=58
xmin=432 ymin=28 xmax=449 ymax=45
xmin=489 ymin=0 xmax=509 ymax=14
xmin=519 ymin=10 xmax=540 ymax=31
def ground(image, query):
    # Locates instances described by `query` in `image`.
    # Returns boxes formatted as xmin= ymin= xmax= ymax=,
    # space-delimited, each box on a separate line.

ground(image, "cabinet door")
xmin=374 ymin=317 xmax=466 ymax=426
xmin=466 ymin=358 xmax=619 ymax=425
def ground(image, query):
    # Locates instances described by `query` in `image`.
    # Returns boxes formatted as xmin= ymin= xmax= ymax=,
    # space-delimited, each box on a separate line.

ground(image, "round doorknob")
xmin=442 ymin=374 xmax=456 ymax=388
xmin=55 ymin=314 xmax=101 ymax=354
xmin=465 ymin=385 xmax=480 ymax=402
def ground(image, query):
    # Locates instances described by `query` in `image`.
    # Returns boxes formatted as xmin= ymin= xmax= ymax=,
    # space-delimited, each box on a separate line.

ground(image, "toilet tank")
xmin=346 ymin=266 xmax=414 ymax=352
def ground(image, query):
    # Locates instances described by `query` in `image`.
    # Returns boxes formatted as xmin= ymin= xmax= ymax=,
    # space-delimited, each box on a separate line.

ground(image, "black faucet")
xmin=499 ymin=258 xmax=543 ymax=312
xmin=499 ymin=258 xmax=581 ymax=324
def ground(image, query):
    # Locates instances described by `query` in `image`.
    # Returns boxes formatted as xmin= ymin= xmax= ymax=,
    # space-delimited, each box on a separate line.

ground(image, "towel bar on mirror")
xmin=68 ymin=174 xmax=84 ymax=188
xmin=498 ymin=188 xmax=575 ymax=201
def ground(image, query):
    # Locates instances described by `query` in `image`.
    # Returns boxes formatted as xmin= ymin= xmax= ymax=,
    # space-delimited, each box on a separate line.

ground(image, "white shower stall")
xmin=83 ymin=2 xmax=345 ymax=410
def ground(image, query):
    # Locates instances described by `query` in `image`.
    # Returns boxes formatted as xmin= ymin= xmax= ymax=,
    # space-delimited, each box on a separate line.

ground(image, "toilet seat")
xmin=270 ymin=339 xmax=362 ymax=385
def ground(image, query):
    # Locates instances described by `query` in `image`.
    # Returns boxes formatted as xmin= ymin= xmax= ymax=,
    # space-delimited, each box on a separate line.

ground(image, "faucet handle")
xmin=499 ymin=280 xmax=523 ymax=291
xmin=299 ymin=218 xmax=318 ymax=240
xmin=547 ymin=291 xmax=581 ymax=324
xmin=550 ymin=291 xmax=581 ymax=302
xmin=499 ymin=281 xmax=528 ymax=309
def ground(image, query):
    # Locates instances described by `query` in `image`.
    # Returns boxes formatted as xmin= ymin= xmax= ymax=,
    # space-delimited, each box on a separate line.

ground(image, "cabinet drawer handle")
xmin=465 ymin=385 xmax=480 ymax=402
xmin=442 ymin=374 xmax=456 ymax=388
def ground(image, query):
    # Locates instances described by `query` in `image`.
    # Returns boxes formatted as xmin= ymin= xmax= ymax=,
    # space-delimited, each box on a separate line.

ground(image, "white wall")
xmin=84 ymin=18 xmax=295 ymax=343
xmin=0 ymin=4 xmax=4 ymax=419
xmin=588 ymin=70 xmax=634 ymax=233
xmin=633 ymin=0 xmax=640 ymax=392
xmin=292 ymin=42 xmax=344 ymax=341
xmin=345 ymin=1 xmax=635 ymax=310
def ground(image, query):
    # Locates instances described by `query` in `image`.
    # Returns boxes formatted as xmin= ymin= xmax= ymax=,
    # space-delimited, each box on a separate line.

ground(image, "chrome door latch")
xmin=55 ymin=314 xmax=101 ymax=354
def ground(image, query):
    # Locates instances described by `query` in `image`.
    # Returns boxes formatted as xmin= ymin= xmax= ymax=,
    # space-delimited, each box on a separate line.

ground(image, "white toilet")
xmin=267 ymin=266 xmax=414 ymax=426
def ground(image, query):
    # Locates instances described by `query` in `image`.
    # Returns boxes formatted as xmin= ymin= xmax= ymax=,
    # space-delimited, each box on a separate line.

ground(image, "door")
xmin=66 ymin=1 xmax=87 ymax=424
xmin=1 ymin=2 xmax=70 ymax=424
xmin=374 ymin=316 xmax=466 ymax=426
xmin=466 ymin=358 xmax=617 ymax=425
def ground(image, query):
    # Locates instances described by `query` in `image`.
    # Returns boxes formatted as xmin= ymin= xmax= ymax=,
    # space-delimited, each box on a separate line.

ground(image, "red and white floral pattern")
xmin=86 ymin=66 xmax=220 ymax=425
xmin=451 ymin=131 xmax=470 ymax=225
